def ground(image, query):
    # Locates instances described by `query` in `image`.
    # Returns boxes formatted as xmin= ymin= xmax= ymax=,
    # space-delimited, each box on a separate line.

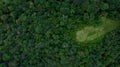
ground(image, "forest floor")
xmin=76 ymin=17 xmax=120 ymax=43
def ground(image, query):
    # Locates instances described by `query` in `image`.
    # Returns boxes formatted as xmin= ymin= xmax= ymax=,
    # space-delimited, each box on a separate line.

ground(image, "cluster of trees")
xmin=0 ymin=0 xmax=120 ymax=67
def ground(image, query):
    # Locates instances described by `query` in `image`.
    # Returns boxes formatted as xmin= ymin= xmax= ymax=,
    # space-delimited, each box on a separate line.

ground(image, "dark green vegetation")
xmin=0 ymin=0 xmax=120 ymax=67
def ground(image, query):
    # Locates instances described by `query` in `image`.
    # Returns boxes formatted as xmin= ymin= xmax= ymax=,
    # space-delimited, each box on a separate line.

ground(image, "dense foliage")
xmin=0 ymin=0 xmax=120 ymax=67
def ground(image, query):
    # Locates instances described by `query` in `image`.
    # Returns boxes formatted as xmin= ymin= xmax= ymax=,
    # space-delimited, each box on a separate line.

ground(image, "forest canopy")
xmin=0 ymin=0 xmax=120 ymax=67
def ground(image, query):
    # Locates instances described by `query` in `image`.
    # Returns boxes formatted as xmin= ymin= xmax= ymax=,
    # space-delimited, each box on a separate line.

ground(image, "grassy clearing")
xmin=76 ymin=17 xmax=120 ymax=43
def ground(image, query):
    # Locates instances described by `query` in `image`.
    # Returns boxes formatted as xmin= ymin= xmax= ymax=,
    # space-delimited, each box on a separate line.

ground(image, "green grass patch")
xmin=76 ymin=17 xmax=120 ymax=43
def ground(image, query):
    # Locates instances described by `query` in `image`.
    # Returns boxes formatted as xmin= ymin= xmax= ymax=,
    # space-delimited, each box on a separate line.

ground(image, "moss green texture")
xmin=76 ymin=17 xmax=120 ymax=42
